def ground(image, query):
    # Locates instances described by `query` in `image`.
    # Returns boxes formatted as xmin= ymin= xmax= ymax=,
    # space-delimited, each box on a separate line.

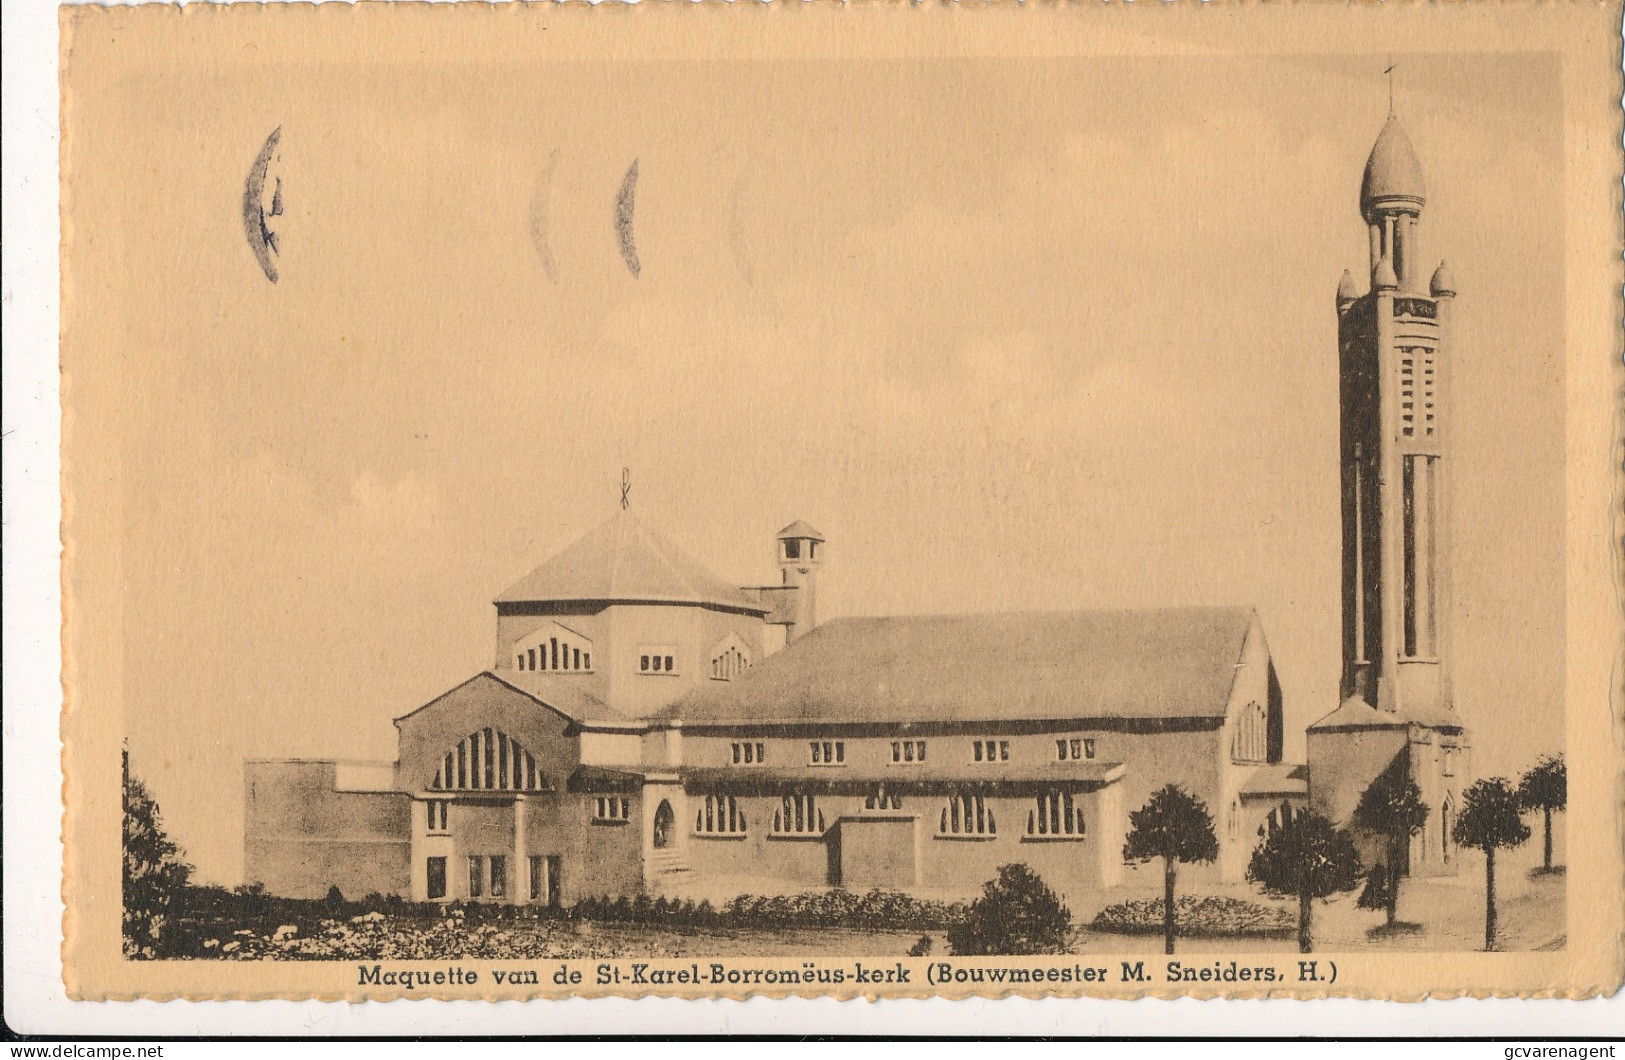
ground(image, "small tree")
xmin=946 ymin=863 xmax=1071 ymax=955
xmin=1121 ymin=785 xmax=1220 ymax=955
xmin=1517 ymin=756 xmax=1566 ymax=873
xmin=1352 ymin=764 xmax=1430 ymax=926
xmin=1246 ymin=810 xmax=1363 ymax=953
xmin=1452 ymin=777 xmax=1531 ymax=951
xmin=122 ymin=749 xmax=193 ymax=958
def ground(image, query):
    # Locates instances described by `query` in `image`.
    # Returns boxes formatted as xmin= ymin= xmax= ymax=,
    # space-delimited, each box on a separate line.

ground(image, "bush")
xmin=555 ymin=887 xmax=964 ymax=933
xmin=123 ymin=751 xmax=194 ymax=958
xmin=1090 ymin=894 xmax=1294 ymax=938
xmin=947 ymin=864 xmax=1071 ymax=955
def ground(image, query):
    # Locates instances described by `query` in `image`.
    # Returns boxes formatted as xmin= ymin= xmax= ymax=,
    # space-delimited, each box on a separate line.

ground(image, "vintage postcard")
xmin=58 ymin=1 xmax=1623 ymax=1003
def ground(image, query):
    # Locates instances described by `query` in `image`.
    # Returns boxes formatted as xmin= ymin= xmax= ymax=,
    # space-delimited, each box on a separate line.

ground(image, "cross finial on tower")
xmin=1385 ymin=60 xmax=1397 ymax=116
xmin=620 ymin=467 xmax=631 ymax=510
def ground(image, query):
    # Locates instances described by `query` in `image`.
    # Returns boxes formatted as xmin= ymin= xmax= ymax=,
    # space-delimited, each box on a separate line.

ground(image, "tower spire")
xmin=1360 ymin=109 xmax=1426 ymax=289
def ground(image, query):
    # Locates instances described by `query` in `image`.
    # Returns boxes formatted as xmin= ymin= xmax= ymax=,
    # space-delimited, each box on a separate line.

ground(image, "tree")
xmin=1517 ymin=756 xmax=1566 ymax=873
xmin=1451 ymin=777 xmax=1531 ymax=951
xmin=1246 ymin=810 xmax=1363 ymax=953
xmin=1352 ymin=763 xmax=1430 ymax=926
xmin=1121 ymin=785 xmax=1220 ymax=955
xmin=122 ymin=749 xmax=193 ymax=958
xmin=946 ymin=863 xmax=1072 ymax=955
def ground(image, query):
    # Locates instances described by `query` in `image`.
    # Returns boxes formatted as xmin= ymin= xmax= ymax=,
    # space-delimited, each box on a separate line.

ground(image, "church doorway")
xmin=653 ymin=799 xmax=675 ymax=849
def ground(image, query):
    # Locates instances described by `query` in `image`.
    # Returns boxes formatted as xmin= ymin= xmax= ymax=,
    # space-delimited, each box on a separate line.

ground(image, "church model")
xmin=243 ymin=114 xmax=1470 ymax=907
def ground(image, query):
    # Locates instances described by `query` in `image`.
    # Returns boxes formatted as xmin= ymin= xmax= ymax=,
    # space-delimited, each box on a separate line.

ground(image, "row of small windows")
xmin=429 ymin=788 xmax=1090 ymax=844
xmin=794 ymin=738 xmax=1099 ymax=766
xmin=1057 ymin=738 xmax=1096 ymax=761
xmin=430 ymin=729 xmax=545 ymax=793
xmin=712 ymin=646 xmax=751 ymax=681
xmin=593 ymin=796 xmax=631 ymax=822
xmin=425 ymin=855 xmax=560 ymax=903
xmin=640 ymin=649 xmax=677 ymax=674
xmin=518 ymin=640 xmax=770 ymax=679
xmin=973 ymin=740 xmax=1009 ymax=763
xmin=696 ymin=794 xmax=747 ymax=834
xmin=516 ymin=637 xmax=590 ymax=673
xmin=426 ymin=736 xmax=1112 ymax=781
xmin=810 ymin=741 xmax=846 ymax=765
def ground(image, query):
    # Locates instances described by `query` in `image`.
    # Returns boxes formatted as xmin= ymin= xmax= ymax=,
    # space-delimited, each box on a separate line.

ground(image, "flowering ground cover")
xmin=1089 ymin=895 xmax=1296 ymax=938
xmin=162 ymin=887 xmax=959 ymax=960
xmin=180 ymin=910 xmax=932 ymax=961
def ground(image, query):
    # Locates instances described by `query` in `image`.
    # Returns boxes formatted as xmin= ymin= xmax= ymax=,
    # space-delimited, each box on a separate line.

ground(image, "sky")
xmin=71 ymin=48 xmax=1564 ymax=884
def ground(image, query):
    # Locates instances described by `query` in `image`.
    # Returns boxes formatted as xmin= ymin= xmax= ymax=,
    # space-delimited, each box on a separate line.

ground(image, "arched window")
xmin=864 ymin=785 xmax=902 ymax=811
xmin=940 ymin=792 xmax=996 ymax=836
xmin=429 ymin=729 xmax=545 ymax=792
xmin=773 ymin=793 xmax=823 ymax=834
xmin=511 ymin=622 xmax=593 ymax=674
xmin=694 ymin=794 xmax=746 ymax=835
xmin=711 ymin=644 xmax=752 ymax=681
xmin=653 ymin=800 xmax=676 ymax=847
xmin=1232 ymin=701 xmax=1268 ymax=763
xmin=708 ymin=635 xmax=754 ymax=681
xmin=1026 ymin=792 xmax=1085 ymax=837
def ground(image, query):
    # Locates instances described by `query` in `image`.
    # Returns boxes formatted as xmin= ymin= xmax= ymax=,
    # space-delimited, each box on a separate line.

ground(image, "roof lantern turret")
xmin=1360 ymin=115 xmax=1427 ymax=223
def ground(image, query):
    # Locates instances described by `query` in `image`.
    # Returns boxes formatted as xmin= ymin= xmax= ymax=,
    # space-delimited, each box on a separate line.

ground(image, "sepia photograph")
xmin=44 ymin=2 xmax=1622 ymax=1008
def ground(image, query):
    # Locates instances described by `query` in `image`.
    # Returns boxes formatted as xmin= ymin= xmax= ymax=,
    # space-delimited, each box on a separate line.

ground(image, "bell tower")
xmin=776 ymin=520 xmax=824 ymax=644
xmin=1310 ymin=109 xmax=1468 ymax=876
xmin=1336 ymin=113 xmax=1458 ymax=722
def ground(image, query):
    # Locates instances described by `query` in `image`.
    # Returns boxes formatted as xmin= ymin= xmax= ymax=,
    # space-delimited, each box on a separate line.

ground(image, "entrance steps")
xmin=648 ymin=848 xmax=692 ymax=890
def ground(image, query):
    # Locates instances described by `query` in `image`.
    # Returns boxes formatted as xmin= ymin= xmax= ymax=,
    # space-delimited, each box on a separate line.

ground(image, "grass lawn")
xmin=1068 ymin=844 xmax=1566 ymax=954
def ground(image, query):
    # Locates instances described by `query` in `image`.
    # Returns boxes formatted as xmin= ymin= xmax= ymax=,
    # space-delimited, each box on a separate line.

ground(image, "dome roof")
xmin=1373 ymin=253 xmax=1399 ymax=290
xmin=1337 ymin=269 xmax=1359 ymax=302
xmin=495 ymin=509 xmax=767 ymax=613
xmin=1430 ymin=261 xmax=1457 ymax=297
xmin=1360 ymin=116 xmax=1426 ymax=220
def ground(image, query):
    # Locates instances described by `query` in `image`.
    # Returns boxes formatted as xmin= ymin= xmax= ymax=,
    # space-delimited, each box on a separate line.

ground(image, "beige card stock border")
xmin=56 ymin=0 xmax=1625 ymax=1003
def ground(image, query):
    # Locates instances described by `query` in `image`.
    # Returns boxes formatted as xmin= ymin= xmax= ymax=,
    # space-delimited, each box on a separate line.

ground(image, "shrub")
xmin=947 ymin=864 xmax=1071 ymax=955
xmin=1248 ymin=810 xmax=1363 ymax=953
xmin=1091 ymin=895 xmax=1294 ymax=938
xmin=123 ymin=750 xmax=194 ymax=958
xmin=559 ymin=887 xmax=964 ymax=933
xmin=1452 ymin=776 xmax=1532 ymax=951
xmin=1518 ymin=756 xmax=1566 ymax=873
